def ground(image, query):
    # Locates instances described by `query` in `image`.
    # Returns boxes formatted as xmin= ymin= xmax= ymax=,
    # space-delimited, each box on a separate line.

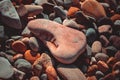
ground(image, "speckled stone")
xmin=27 ymin=19 xmax=86 ymax=64
xmin=57 ymin=64 xmax=87 ymax=80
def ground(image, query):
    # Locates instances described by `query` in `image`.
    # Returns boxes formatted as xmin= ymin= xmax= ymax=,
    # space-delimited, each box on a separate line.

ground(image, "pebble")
xmin=0 ymin=0 xmax=120 ymax=79
xmin=95 ymin=53 xmax=109 ymax=62
xmin=29 ymin=37 xmax=40 ymax=52
xmin=0 ymin=0 xmax=22 ymax=29
xmin=0 ymin=57 xmax=14 ymax=79
xmin=11 ymin=40 xmax=27 ymax=53
xmin=57 ymin=64 xmax=86 ymax=80
xmin=27 ymin=19 xmax=86 ymax=64
xmin=92 ymin=41 xmax=102 ymax=55
xmin=114 ymin=50 xmax=120 ymax=61
xmin=81 ymin=0 xmax=106 ymax=20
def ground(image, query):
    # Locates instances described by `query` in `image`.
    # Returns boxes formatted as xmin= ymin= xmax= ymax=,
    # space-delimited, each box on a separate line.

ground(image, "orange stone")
xmin=12 ymin=40 xmax=27 ymax=53
xmin=24 ymin=50 xmax=40 ymax=63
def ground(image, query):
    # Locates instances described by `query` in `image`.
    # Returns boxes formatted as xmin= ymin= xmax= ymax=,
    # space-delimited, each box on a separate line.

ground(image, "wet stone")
xmin=95 ymin=53 xmax=109 ymax=62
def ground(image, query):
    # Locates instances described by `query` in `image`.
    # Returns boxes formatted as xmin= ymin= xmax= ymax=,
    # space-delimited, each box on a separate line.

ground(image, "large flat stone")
xmin=27 ymin=19 xmax=86 ymax=64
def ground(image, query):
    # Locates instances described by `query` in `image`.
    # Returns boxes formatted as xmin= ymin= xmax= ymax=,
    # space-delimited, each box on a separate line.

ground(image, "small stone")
xmin=14 ymin=59 xmax=32 ymax=73
xmin=95 ymin=53 xmax=109 ymax=62
xmin=95 ymin=71 xmax=104 ymax=79
xmin=34 ymin=0 xmax=48 ymax=5
xmin=32 ymin=64 xmax=43 ymax=76
xmin=86 ymin=28 xmax=97 ymax=46
xmin=29 ymin=37 xmax=40 ymax=52
xmin=97 ymin=61 xmax=109 ymax=73
xmin=0 ymin=57 xmax=14 ymax=79
xmin=0 ymin=0 xmax=22 ymax=29
xmin=11 ymin=40 xmax=27 ymax=53
xmin=113 ymin=20 xmax=120 ymax=36
xmin=86 ymin=76 xmax=97 ymax=80
xmin=100 ymin=35 xmax=109 ymax=47
xmin=90 ymin=57 xmax=97 ymax=65
xmin=13 ymin=53 xmax=23 ymax=61
xmin=54 ymin=6 xmax=67 ymax=20
xmin=107 ymin=57 xmax=117 ymax=68
xmin=98 ymin=25 xmax=112 ymax=34
xmin=114 ymin=51 xmax=120 ymax=61
xmin=40 ymin=73 xmax=48 ymax=80
xmin=112 ymin=61 xmax=120 ymax=71
xmin=102 ymin=73 xmax=115 ymax=80
xmin=21 ymin=37 xmax=30 ymax=45
xmin=45 ymin=66 xmax=58 ymax=80
xmin=111 ymin=14 xmax=120 ymax=22
xmin=57 ymin=64 xmax=86 ymax=80
xmin=81 ymin=0 xmax=106 ymax=20
xmin=30 ymin=76 xmax=40 ymax=80
xmin=67 ymin=6 xmax=80 ymax=17
xmin=21 ymin=26 xmax=32 ymax=37
xmin=27 ymin=19 xmax=86 ymax=64
xmin=109 ymin=35 xmax=120 ymax=50
xmin=91 ymin=41 xmax=102 ymax=55
xmin=0 ymin=25 xmax=4 ymax=38
xmin=53 ymin=17 xmax=62 ymax=24
xmin=87 ymin=65 xmax=98 ymax=76
xmin=24 ymin=50 xmax=40 ymax=63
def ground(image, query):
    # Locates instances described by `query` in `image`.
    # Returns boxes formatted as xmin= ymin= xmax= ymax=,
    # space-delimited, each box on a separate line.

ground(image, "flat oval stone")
xmin=0 ymin=57 xmax=14 ymax=79
xmin=57 ymin=64 xmax=86 ymax=80
xmin=114 ymin=51 xmax=120 ymax=61
xmin=27 ymin=19 xmax=86 ymax=64
xmin=98 ymin=25 xmax=112 ymax=34
xmin=95 ymin=53 xmax=109 ymax=62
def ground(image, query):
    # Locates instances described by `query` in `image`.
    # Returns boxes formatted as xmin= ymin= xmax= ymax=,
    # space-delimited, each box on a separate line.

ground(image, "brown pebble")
xmin=110 ymin=14 xmax=120 ymax=22
xmin=87 ymin=65 xmax=98 ymax=76
xmin=97 ymin=61 xmax=109 ymax=73
xmin=114 ymin=50 xmax=120 ymax=61
xmin=12 ymin=40 xmax=27 ymax=53
xmin=92 ymin=41 xmax=102 ymax=55
xmin=102 ymin=73 xmax=115 ymax=80
xmin=107 ymin=57 xmax=117 ymax=68
xmin=87 ymin=76 xmax=97 ymax=80
xmin=98 ymin=25 xmax=112 ymax=34
xmin=112 ymin=61 xmax=120 ymax=71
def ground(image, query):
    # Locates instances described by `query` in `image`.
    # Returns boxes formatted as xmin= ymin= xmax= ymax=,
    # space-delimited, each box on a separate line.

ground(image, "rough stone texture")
xmin=27 ymin=19 xmax=86 ymax=64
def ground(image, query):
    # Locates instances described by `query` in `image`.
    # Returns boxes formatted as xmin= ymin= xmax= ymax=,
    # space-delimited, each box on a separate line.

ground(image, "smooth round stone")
xmin=0 ymin=57 xmax=14 ymax=79
xmin=34 ymin=0 xmax=48 ymax=5
xmin=109 ymin=35 xmax=120 ymax=50
xmin=81 ymin=0 xmax=106 ymax=20
xmin=21 ymin=37 xmax=30 ymax=45
xmin=14 ymin=59 xmax=32 ymax=72
xmin=111 ymin=14 xmax=120 ymax=22
xmin=95 ymin=53 xmax=109 ymax=62
xmin=27 ymin=19 xmax=86 ymax=64
xmin=90 ymin=57 xmax=97 ymax=65
xmin=11 ymin=40 xmax=27 ymax=53
xmin=57 ymin=64 xmax=87 ymax=80
xmin=86 ymin=28 xmax=97 ymax=46
xmin=114 ymin=51 xmax=120 ymax=61
xmin=98 ymin=25 xmax=112 ymax=34
xmin=29 ymin=37 xmax=40 ymax=52
xmin=113 ymin=20 xmax=120 ymax=36
xmin=0 ymin=0 xmax=22 ymax=29
xmin=92 ymin=41 xmax=102 ymax=55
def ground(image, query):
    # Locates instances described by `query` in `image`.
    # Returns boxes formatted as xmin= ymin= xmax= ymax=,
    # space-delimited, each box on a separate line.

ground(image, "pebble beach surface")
xmin=0 ymin=0 xmax=120 ymax=80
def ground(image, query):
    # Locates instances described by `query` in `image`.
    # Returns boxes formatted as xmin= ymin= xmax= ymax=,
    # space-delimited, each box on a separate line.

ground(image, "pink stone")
xmin=27 ymin=19 xmax=86 ymax=64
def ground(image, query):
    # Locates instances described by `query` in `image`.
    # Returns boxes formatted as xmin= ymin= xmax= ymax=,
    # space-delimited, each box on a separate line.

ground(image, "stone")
xmin=114 ymin=51 xmax=120 ymax=61
xmin=40 ymin=73 xmax=48 ymax=80
xmin=107 ymin=57 xmax=117 ymax=68
xmin=21 ymin=26 xmax=32 ymax=37
xmin=105 ymin=46 xmax=118 ymax=56
xmin=11 ymin=40 xmax=27 ymax=53
xmin=29 ymin=37 xmax=40 ymax=52
xmin=91 ymin=41 xmax=102 ymax=55
xmin=0 ymin=0 xmax=22 ymax=29
xmin=24 ymin=50 xmax=40 ymax=63
xmin=112 ymin=61 xmax=120 ymax=71
xmin=100 ymin=35 xmax=109 ymax=47
xmin=27 ymin=19 xmax=86 ymax=64
xmin=98 ymin=25 xmax=112 ymax=34
xmin=87 ymin=65 xmax=98 ymax=76
xmin=30 ymin=76 xmax=40 ymax=80
xmin=34 ymin=0 xmax=48 ymax=5
xmin=86 ymin=76 xmax=97 ymax=80
xmin=95 ymin=71 xmax=104 ymax=79
xmin=57 ymin=64 xmax=86 ymax=80
xmin=81 ymin=0 xmax=106 ymax=20
xmin=95 ymin=53 xmax=109 ymax=62
xmin=0 ymin=25 xmax=4 ymax=38
xmin=111 ymin=14 xmax=120 ymax=22
xmin=97 ymin=61 xmax=109 ymax=73
xmin=0 ymin=57 xmax=14 ymax=79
